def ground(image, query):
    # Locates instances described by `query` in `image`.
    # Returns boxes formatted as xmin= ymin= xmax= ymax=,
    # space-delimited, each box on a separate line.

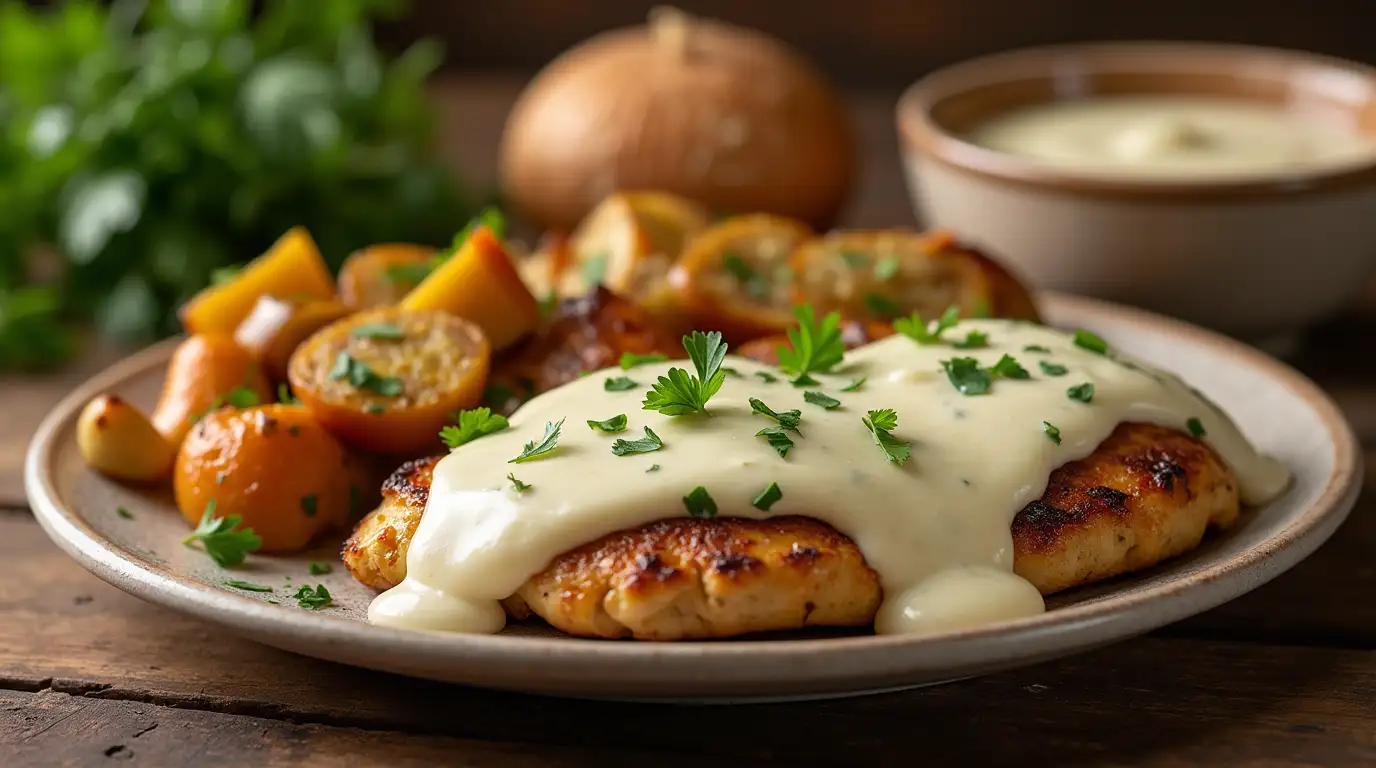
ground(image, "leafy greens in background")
xmin=0 ymin=0 xmax=476 ymax=369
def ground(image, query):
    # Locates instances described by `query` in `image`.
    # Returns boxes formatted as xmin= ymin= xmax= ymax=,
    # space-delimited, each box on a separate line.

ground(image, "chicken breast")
xmin=344 ymin=422 xmax=1239 ymax=640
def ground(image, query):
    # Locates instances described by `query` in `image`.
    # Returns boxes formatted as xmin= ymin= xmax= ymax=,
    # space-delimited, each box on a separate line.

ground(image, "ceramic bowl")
xmin=897 ymin=42 xmax=1376 ymax=349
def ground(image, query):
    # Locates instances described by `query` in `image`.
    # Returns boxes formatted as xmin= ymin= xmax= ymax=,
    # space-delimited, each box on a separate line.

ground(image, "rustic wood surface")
xmin=3 ymin=75 xmax=1375 ymax=766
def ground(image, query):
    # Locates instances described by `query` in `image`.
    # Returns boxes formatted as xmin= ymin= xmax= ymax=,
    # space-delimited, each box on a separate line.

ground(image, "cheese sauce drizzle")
xmin=369 ymin=321 xmax=1290 ymax=636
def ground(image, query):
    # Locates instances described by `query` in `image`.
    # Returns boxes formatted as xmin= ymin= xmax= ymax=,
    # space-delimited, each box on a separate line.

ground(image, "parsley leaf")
xmin=749 ymin=397 xmax=802 ymax=432
xmin=293 ymin=584 xmax=332 ymax=610
xmin=894 ymin=305 xmax=960 ymax=345
xmin=1074 ymin=330 xmax=1109 ymax=355
xmin=803 ymin=391 xmax=841 ymax=410
xmin=587 ymin=414 xmax=628 ymax=432
xmin=864 ymin=292 xmax=903 ymax=318
xmin=620 ymin=351 xmax=668 ymax=369
xmin=989 ymin=354 xmax=1030 ymax=380
xmin=722 ymin=252 xmax=772 ymax=300
xmin=1043 ymin=421 xmax=1062 ymax=444
xmin=1039 ymin=361 xmax=1068 ymax=376
xmin=777 ymin=304 xmax=844 ymax=380
xmin=308 ymin=562 xmax=332 ymax=575
xmin=941 ymin=357 xmax=992 ymax=395
xmin=952 ymin=330 xmax=989 ymax=349
xmin=507 ymin=473 xmax=532 ymax=492
xmin=862 ymin=409 xmax=912 ymax=465
xmin=351 ymin=322 xmax=405 ymax=340
xmin=754 ymin=370 xmax=779 ymax=384
xmin=1024 ymin=345 xmax=1051 ymax=353
xmin=116 ymin=506 xmax=133 ymax=520
xmin=300 ymin=494 xmax=318 ymax=518
xmin=225 ymin=579 xmax=273 ymax=593
xmin=611 ymin=426 xmax=665 ymax=456
xmin=440 ymin=407 xmax=509 ymax=449
xmin=181 ymin=500 xmax=262 ymax=567
xmin=752 ymin=481 xmax=783 ymax=511
xmin=225 ymin=385 xmax=260 ymax=409
xmin=1187 ymin=417 xmax=1207 ymax=437
xmin=722 ymin=366 xmax=743 ymax=377
xmin=604 ymin=376 xmax=639 ymax=392
xmin=277 ymin=383 xmax=299 ymax=405
xmin=683 ymin=486 xmax=718 ymax=518
xmin=874 ymin=255 xmax=900 ymax=281
xmin=841 ymin=377 xmax=866 ymax=392
xmin=328 ymin=352 xmax=404 ymax=397
xmin=509 ymin=419 xmax=565 ymax=464
xmin=642 ymin=331 xmax=727 ymax=415
xmin=1067 ymin=383 xmax=1095 ymax=403
xmin=756 ymin=426 xmax=795 ymax=458
xmin=482 ymin=383 xmax=515 ymax=408
xmin=646 ymin=464 xmax=661 ymax=473
xmin=582 ymin=253 xmax=608 ymax=286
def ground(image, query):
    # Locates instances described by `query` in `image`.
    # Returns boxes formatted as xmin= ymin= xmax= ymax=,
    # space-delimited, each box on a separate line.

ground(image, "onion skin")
xmin=498 ymin=16 xmax=855 ymax=232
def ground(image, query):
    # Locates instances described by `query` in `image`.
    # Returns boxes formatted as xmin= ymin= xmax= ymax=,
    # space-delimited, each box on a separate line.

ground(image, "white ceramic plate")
xmin=26 ymin=294 xmax=1361 ymax=702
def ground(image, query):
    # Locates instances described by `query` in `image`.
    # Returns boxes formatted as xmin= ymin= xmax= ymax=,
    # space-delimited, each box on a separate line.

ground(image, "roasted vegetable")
xmin=151 ymin=335 xmax=273 ymax=447
xmin=338 ymin=243 xmax=437 ymax=310
xmin=179 ymin=228 xmax=335 ymax=336
xmin=287 ymin=307 xmax=490 ymax=454
xmin=174 ymin=405 xmax=352 ymax=552
xmin=399 ymin=226 xmax=538 ymax=351
xmin=234 ymin=296 xmax=352 ymax=382
xmin=76 ymin=394 xmax=177 ymax=483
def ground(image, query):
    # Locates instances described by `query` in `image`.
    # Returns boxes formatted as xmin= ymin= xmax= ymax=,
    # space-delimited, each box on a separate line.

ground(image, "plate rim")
xmin=24 ymin=293 xmax=1363 ymax=695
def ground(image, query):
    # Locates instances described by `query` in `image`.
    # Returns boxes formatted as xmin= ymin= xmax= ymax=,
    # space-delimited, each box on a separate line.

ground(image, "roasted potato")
xmin=233 ymin=296 xmax=352 ymax=382
xmin=174 ymin=404 xmax=352 ymax=552
xmin=76 ymin=394 xmax=177 ymax=483
xmin=179 ymin=227 xmax=335 ymax=336
xmin=151 ymin=335 xmax=274 ymax=447
xmin=287 ymin=307 xmax=490 ymax=454
xmin=338 ymin=243 xmax=436 ymax=310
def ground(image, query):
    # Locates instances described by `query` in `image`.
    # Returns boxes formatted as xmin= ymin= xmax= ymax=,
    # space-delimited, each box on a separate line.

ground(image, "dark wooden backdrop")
xmin=381 ymin=0 xmax=1376 ymax=85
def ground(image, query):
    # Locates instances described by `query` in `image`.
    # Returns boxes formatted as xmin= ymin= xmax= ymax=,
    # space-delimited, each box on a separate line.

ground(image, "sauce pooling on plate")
xmin=368 ymin=320 xmax=1289 ymax=636
xmin=964 ymin=96 xmax=1376 ymax=180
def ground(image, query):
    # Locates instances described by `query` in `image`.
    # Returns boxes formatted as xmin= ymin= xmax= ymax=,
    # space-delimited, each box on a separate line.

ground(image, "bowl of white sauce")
xmin=898 ymin=42 xmax=1376 ymax=349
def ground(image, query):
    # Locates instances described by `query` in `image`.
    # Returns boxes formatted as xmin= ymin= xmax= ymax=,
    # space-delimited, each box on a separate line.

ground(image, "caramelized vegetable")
xmin=174 ymin=404 xmax=352 ymax=552
xmin=234 ymin=296 xmax=352 ymax=382
xmin=77 ymin=394 xmax=177 ymax=482
xmin=517 ymin=233 xmax=574 ymax=303
xmin=338 ymin=243 xmax=436 ymax=310
xmin=668 ymin=214 xmax=813 ymax=343
xmin=288 ymin=307 xmax=490 ymax=454
xmin=399 ymin=227 xmax=538 ymax=351
xmin=151 ymin=335 xmax=273 ymax=447
xmin=179 ymin=227 xmax=335 ymax=336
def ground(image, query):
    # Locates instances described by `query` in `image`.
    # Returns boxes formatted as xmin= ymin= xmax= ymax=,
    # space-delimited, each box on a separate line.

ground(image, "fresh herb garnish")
xmin=777 ymin=304 xmax=845 ymax=381
xmin=862 ymin=409 xmax=912 ymax=465
xmin=1039 ymin=361 xmax=1068 ymax=376
xmin=646 ymin=464 xmax=661 ymax=473
xmin=299 ymin=494 xmax=318 ymax=518
xmin=721 ymin=366 xmax=743 ymax=378
xmin=683 ymin=486 xmax=718 ymax=519
xmin=509 ymin=419 xmax=565 ymax=464
xmin=225 ymin=385 xmax=260 ymax=409
xmin=1024 ymin=345 xmax=1051 ymax=353
xmin=722 ymin=252 xmax=771 ymax=300
xmin=308 ymin=562 xmax=332 ymax=576
xmin=507 ymin=473 xmax=532 ymax=492
xmin=225 ymin=580 xmax=274 ymax=593
xmin=582 ymin=253 xmax=608 ymax=286
xmin=894 ymin=305 xmax=960 ymax=345
xmin=803 ymin=391 xmax=841 ymax=410
xmin=952 ymin=330 xmax=989 ymax=349
xmin=1074 ymin=330 xmax=1109 ymax=356
xmin=620 ymin=351 xmax=669 ymax=370
xmin=604 ymin=376 xmax=639 ymax=392
xmin=754 ymin=371 xmax=779 ymax=384
xmin=383 ymin=263 xmax=434 ymax=285
xmin=210 ymin=265 xmax=242 ymax=286
xmin=482 ymin=383 xmax=515 ymax=408
xmin=752 ymin=482 xmax=783 ymax=511
xmin=115 ymin=506 xmax=133 ymax=520
xmin=756 ymin=426 xmax=795 ymax=458
xmin=1067 ymin=383 xmax=1095 ymax=403
xmin=874 ymin=256 xmax=900 ymax=281
xmin=611 ymin=426 xmax=665 ymax=456
xmin=864 ymin=292 xmax=903 ymax=318
xmin=351 ymin=322 xmax=405 ymax=340
xmin=941 ymin=357 xmax=992 ymax=396
xmin=538 ymin=291 xmax=560 ymax=321
xmin=365 ymin=403 xmax=386 ymax=415
xmin=789 ymin=373 xmax=819 ymax=387
xmin=277 ymin=383 xmax=299 ymax=405
xmin=841 ymin=377 xmax=866 ymax=392
xmin=293 ymin=584 xmax=332 ymax=610
xmin=642 ymin=331 xmax=727 ymax=416
xmin=840 ymin=250 xmax=868 ymax=267
xmin=181 ymin=500 xmax=261 ymax=567
xmin=587 ymin=414 xmax=628 ymax=433
xmin=328 ymin=352 xmax=404 ymax=397
xmin=749 ymin=397 xmax=802 ymax=432
xmin=1043 ymin=421 xmax=1062 ymax=444
xmin=1186 ymin=417 xmax=1207 ymax=438
xmin=440 ymin=407 xmax=509 ymax=449
xmin=989 ymin=354 xmax=1030 ymax=380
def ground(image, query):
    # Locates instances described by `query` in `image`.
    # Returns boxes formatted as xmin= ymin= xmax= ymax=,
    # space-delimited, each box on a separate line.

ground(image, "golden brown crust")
xmin=342 ymin=456 xmax=439 ymax=590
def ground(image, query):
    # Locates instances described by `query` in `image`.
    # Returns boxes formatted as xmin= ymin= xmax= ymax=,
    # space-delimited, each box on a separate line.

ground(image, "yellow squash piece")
xmin=399 ymin=227 xmax=539 ymax=351
xmin=179 ymin=227 xmax=336 ymax=335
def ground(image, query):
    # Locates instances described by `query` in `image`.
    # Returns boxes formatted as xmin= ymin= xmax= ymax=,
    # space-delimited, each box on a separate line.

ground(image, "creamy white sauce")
xmin=965 ymin=97 xmax=1376 ymax=180
xmin=369 ymin=321 xmax=1289 ymax=636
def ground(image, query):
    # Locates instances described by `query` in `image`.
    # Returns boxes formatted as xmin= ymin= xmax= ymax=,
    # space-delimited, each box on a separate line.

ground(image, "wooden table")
xmin=4 ymin=76 xmax=1376 ymax=767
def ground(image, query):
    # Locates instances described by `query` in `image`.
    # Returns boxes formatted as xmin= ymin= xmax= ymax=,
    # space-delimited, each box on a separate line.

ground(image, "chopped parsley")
xmin=308 ymin=562 xmax=332 ymax=576
xmin=756 ymin=426 xmax=795 ymax=458
xmin=482 ymin=383 xmax=515 ymax=408
xmin=894 ymin=305 xmax=959 ymax=345
xmin=874 ymin=255 xmax=900 ymax=281
xmin=721 ymin=366 xmax=743 ymax=378
xmin=862 ymin=409 xmax=912 ymax=465
xmin=682 ymin=486 xmax=718 ymax=519
xmin=225 ymin=580 xmax=274 ymax=593
xmin=952 ymin=330 xmax=989 ymax=349
xmin=365 ymin=403 xmax=386 ymax=415
xmin=749 ymin=397 xmax=802 ymax=432
xmin=507 ymin=473 xmax=532 ymax=492
xmin=752 ymin=482 xmax=783 ymax=511
xmin=803 ymin=391 xmax=841 ymax=410
xmin=789 ymin=373 xmax=819 ymax=387
xmin=293 ymin=584 xmax=333 ymax=610
xmin=1039 ymin=361 xmax=1068 ymax=376
xmin=645 ymin=464 xmax=661 ymax=473
xmin=840 ymin=250 xmax=868 ymax=267
xmin=864 ymin=292 xmax=903 ymax=318
xmin=1043 ymin=421 xmax=1062 ymax=444
xmin=611 ymin=427 xmax=665 ymax=456
xmin=351 ymin=322 xmax=405 ymax=340
xmin=440 ymin=407 xmax=509 ymax=449
xmin=989 ymin=354 xmax=1030 ymax=380
xmin=777 ymin=304 xmax=845 ymax=382
xmin=509 ymin=418 xmax=565 ymax=464
xmin=722 ymin=252 xmax=771 ymax=300
xmin=841 ymin=377 xmax=866 ymax=392
xmin=619 ymin=351 xmax=667 ymax=370
xmin=299 ymin=494 xmax=318 ymax=518
xmin=941 ymin=357 xmax=992 ymax=396
xmin=1073 ymin=330 xmax=1109 ymax=356
xmin=1186 ymin=417 xmax=1207 ymax=438
xmin=1024 ymin=345 xmax=1051 ymax=353
xmin=538 ymin=291 xmax=560 ymax=321
xmin=328 ymin=353 xmax=404 ymax=397
xmin=582 ymin=253 xmax=608 ymax=286
xmin=1067 ymin=383 xmax=1095 ymax=403
xmin=115 ymin=506 xmax=133 ymax=520
xmin=181 ymin=500 xmax=262 ymax=567
xmin=277 ymin=383 xmax=299 ymax=405
xmin=586 ymin=414 xmax=628 ymax=433
xmin=642 ymin=331 xmax=727 ymax=415
xmin=754 ymin=370 xmax=779 ymax=384
xmin=604 ymin=376 xmax=639 ymax=392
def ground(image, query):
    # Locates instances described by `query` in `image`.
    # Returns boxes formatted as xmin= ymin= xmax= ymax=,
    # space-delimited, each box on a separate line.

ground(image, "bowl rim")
xmin=897 ymin=41 xmax=1376 ymax=201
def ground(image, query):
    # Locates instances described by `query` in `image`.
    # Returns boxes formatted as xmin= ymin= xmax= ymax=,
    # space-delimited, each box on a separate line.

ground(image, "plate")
xmin=25 ymin=294 xmax=1362 ymax=702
